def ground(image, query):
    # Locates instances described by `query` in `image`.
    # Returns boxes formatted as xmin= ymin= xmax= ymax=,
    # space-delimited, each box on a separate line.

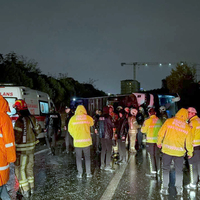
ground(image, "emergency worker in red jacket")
xmin=13 ymin=99 xmax=41 ymax=198
xmin=157 ymin=108 xmax=193 ymax=196
xmin=0 ymin=95 xmax=16 ymax=199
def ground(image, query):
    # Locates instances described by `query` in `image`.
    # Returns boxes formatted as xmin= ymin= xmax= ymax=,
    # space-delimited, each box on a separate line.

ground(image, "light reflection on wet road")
xmin=7 ymin=138 xmax=200 ymax=200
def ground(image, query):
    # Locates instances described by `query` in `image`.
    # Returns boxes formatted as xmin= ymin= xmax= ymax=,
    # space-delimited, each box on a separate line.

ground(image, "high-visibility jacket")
xmin=189 ymin=115 xmax=200 ymax=147
xmin=0 ymin=95 xmax=16 ymax=186
xmin=157 ymin=108 xmax=193 ymax=157
xmin=141 ymin=115 xmax=162 ymax=143
xmin=68 ymin=105 xmax=94 ymax=148
xmin=14 ymin=113 xmax=41 ymax=153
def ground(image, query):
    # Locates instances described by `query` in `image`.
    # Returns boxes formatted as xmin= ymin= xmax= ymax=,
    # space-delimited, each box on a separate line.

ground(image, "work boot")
xmin=86 ymin=173 xmax=92 ymax=178
xmin=51 ymin=147 xmax=55 ymax=155
xmin=22 ymin=190 xmax=29 ymax=198
xmin=104 ymin=166 xmax=114 ymax=172
xmin=176 ymin=187 xmax=183 ymax=196
xmin=62 ymin=149 xmax=69 ymax=154
xmin=77 ymin=173 xmax=82 ymax=179
xmin=160 ymin=187 xmax=169 ymax=195
xmin=185 ymin=183 xmax=197 ymax=190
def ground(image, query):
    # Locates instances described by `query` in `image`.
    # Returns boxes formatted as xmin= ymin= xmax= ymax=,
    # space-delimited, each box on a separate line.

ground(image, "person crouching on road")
xmin=157 ymin=108 xmax=193 ymax=196
xmin=141 ymin=107 xmax=162 ymax=177
xmin=13 ymin=99 xmax=41 ymax=198
xmin=68 ymin=105 xmax=94 ymax=178
xmin=0 ymin=95 xmax=16 ymax=200
xmin=185 ymin=107 xmax=200 ymax=190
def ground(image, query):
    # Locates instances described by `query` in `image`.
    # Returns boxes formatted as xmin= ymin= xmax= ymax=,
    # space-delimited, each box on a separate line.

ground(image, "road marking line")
xmin=100 ymin=156 xmax=132 ymax=200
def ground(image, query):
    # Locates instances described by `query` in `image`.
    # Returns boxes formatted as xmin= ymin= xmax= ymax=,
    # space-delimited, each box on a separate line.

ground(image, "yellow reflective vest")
xmin=157 ymin=108 xmax=193 ymax=157
xmin=189 ymin=115 xmax=200 ymax=147
xmin=141 ymin=115 xmax=162 ymax=143
xmin=68 ymin=105 xmax=94 ymax=148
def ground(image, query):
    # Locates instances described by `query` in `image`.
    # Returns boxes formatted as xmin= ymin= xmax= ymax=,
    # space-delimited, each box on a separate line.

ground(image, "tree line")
xmin=0 ymin=52 xmax=199 ymax=113
xmin=0 ymin=52 xmax=106 ymax=111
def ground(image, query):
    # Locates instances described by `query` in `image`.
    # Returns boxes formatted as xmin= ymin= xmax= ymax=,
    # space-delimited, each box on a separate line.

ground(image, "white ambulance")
xmin=0 ymin=85 xmax=55 ymax=138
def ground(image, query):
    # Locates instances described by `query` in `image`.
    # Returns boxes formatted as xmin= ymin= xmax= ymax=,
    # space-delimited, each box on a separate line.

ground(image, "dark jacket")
xmin=98 ymin=114 xmax=114 ymax=139
xmin=136 ymin=112 xmax=145 ymax=126
xmin=65 ymin=111 xmax=73 ymax=131
xmin=45 ymin=112 xmax=61 ymax=130
xmin=116 ymin=116 xmax=128 ymax=139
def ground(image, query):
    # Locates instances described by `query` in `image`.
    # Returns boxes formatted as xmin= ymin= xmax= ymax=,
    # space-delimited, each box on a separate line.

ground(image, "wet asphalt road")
xmin=6 ymin=135 xmax=200 ymax=200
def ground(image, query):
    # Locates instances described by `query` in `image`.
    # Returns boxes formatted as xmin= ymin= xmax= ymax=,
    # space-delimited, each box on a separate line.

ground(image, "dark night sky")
xmin=1 ymin=0 xmax=200 ymax=94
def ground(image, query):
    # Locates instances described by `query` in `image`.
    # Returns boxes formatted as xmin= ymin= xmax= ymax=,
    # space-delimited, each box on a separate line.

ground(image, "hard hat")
xmin=148 ymin=107 xmax=156 ymax=115
xmin=139 ymin=106 xmax=144 ymax=112
xmin=130 ymin=108 xmax=138 ymax=116
xmin=108 ymin=105 xmax=114 ymax=109
xmin=159 ymin=106 xmax=166 ymax=112
xmin=13 ymin=99 xmax=28 ymax=110
xmin=124 ymin=107 xmax=129 ymax=113
xmin=117 ymin=106 xmax=123 ymax=111
xmin=188 ymin=107 xmax=197 ymax=114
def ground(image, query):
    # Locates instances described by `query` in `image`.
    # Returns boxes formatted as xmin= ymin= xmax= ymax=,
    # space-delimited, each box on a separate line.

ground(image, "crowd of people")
xmin=64 ymin=103 xmax=200 ymax=197
xmin=0 ymin=94 xmax=200 ymax=199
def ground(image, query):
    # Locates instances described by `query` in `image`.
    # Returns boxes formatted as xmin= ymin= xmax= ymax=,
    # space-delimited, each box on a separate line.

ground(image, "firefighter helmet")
xmin=188 ymin=107 xmax=197 ymax=114
xmin=148 ymin=107 xmax=156 ymax=115
xmin=13 ymin=99 xmax=28 ymax=110
xmin=124 ymin=107 xmax=129 ymax=113
xmin=117 ymin=106 xmax=123 ymax=111
xmin=130 ymin=108 xmax=138 ymax=116
xmin=159 ymin=106 xmax=166 ymax=112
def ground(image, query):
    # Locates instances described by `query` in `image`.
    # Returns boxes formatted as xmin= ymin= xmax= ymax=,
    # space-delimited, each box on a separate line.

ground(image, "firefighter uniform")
xmin=0 ymin=95 xmax=16 ymax=198
xmin=141 ymin=113 xmax=162 ymax=176
xmin=157 ymin=108 xmax=193 ymax=195
xmin=14 ymin=110 xmax=41 ymax=195
xmin=128 ymin=109 xmax=139 ymax=153
xmin=187 ymin=115 xmax=200 ymax=188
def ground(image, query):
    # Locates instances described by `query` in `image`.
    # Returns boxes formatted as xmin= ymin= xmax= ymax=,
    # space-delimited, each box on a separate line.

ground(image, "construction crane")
xmin=121 ymin=62 xmax=177 ymax=81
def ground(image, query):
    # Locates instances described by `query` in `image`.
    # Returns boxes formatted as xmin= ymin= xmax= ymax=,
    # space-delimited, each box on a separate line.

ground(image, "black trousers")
xmin=188 ymin=147 xmax=200 ymax=184
xmin=146 ymin=143 xmax=160 ymax=173
xmin=101 ymin=138 xmax=113 ymax=167
xmin=162 ymin=153 xmax=184 ymax=189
